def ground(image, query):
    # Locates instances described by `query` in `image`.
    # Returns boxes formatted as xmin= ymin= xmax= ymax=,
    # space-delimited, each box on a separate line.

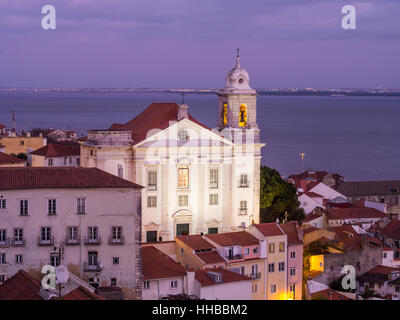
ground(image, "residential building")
xmin=203 ymin=231 xmax=265 ymax=300
xmin=0 ymin=134 xmax=46 ymax=155
xmin=357 ymin=265 xmax=400 ymax=299
xmin=81 ymin=54 xmax=265 ymax=241
xmin=142 ymin=246 xmax=187 ymax=300
xmin=0 ymin=123 xmax=5 ymax=136
xmin=30 ymin=143 xmax=81 ymax=167
xmin=248 ymin=223 xmax=288 ymax=300
xmin=327 ymin=207 xmax=387 ymax=229
xmin=280 ymin=221 xmax=303 ymax=300
xmin=336 ymin=180 xmax=400 ymax=206
xmin=188 ymin=268 xmax=252 ymax=300
xmin=47 ymin=130 xmax=78 ymax=142
xmin=0 ymin=167 xmax=143 ymax=299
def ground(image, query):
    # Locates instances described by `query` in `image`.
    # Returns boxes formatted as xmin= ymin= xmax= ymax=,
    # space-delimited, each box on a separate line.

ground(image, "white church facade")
xmin=81 ymin=55 xmax=265 ymax=242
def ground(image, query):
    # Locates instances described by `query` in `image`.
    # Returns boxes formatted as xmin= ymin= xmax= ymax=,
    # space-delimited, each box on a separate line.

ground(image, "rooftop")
xmin=31 ymin=143 xmax=80 ymax=157
xmin=327 ymin=207 xmax=387 ymax=220
xmin=176 ymin=234 xmax=215 ymax=251
xmin=254 ymin=223 xmax=285 ymax=237
xmin=0 ymin=167 xmax=143 ymax=190
xmin=205 ymin=231 xmax=259 ymax=247
xmin=280 ymin=221 xmax=303 ymax=244
xmin=142 ymin=246 xmax=187 ymax=280
xmin=194 ymin=268 xmax=250 ymax=287
xmin=195 ymin=251 xmax=226 ymax=265
xmin=0 ymin=270 xmax=42 ymax=300
xmin=336 ymin=180 xmax=400 ymax=197
xmin=0 ymin=152 xmax=26 ymax=165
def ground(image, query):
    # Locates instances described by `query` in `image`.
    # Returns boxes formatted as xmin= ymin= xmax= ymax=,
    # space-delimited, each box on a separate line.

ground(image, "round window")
xmin=238 ymin=78 xmax=244 ymax=84
xmin=178 ymin=130 xmax=189 ymax=141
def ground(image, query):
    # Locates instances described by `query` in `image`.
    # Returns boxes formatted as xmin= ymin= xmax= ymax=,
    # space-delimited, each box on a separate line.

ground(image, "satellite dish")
xmin=99 ymin=263 xmax=104 ymax=269
xmin=56 ymin=265 xmax=69 ymax=284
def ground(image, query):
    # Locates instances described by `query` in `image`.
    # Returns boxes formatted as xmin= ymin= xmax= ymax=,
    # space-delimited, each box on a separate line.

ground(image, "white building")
xmin=81 ymin=54 xmax=265 ymax=242
xmin=30 ymin=143 xmax=81 ymax=167
xmin=0 ymin=167 xmax=143 ymax=299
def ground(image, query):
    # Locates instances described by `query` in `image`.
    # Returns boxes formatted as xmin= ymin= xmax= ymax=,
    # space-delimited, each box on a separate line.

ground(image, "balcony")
xmin=77 ymin=208 xmax=86 ymax=215
xmin=109 ymin=236 xmax=124 ymax=245
xmin=209 ymin=182 xmax=218 ymax=189
xmin=65 ymin=236 xmax=81 ymax=245
xmin=83 ymin=262 xmax=102 ymax=272
xmin=148 ymin=184 xmax=157 ymax=191
xmin=0 ymin=238 xmax=10 ymax=248
xmin=38 ymin=237 xmax=54 ymax=246
xmin=248 ymin=272 xmax=262 ymax=280
xmin=238 ymin=208 xmax=248 ymax=216
xmin=12 ymin=238 xmax=26 ymax=247
xmin=84 ymin=236 xmax=101 ymax=245
xmin=239 ymin=182 xmax=249 ymax=188
xmin=226 ymin=254 xmax=243 ymax=261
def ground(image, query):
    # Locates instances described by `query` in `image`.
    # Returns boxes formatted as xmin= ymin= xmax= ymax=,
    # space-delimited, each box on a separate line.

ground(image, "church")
xmin=81 ymin=54 xmax=265 ymax=242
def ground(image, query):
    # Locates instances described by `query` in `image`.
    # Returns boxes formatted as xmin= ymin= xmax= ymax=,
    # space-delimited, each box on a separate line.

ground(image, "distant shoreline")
xmin=0 ymin=88 xmax=400 ymax=97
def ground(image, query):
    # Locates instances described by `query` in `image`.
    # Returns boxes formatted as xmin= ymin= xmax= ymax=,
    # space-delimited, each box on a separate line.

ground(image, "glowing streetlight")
xmin=299 ymin=153 xmax=306 ymax=172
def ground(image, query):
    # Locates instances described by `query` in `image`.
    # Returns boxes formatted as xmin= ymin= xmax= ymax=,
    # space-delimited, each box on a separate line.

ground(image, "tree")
xmin=259 ymin=166 xmax=305 ymax=223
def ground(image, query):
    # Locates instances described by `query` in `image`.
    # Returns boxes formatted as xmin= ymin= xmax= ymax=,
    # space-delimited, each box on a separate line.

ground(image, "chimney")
xmin=27 ymin=132 xmax=31 ymax=137
xmin=177 ymin=104 xmax=189 ymax=121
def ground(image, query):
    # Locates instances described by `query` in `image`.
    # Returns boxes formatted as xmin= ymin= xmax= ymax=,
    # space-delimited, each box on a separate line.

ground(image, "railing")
xmin=248 ymin=272 xmax=262 ymax=280
xmin=84 ymin=236 xmax=101 ymax=245
xmin=209 ymin=182 xmax=218 ymax=189
xmin=12 ymin=238 xmax=26 ymax=247
xmin=0 ymin=238 xmax=10 ymax=248
xmin=38 ymin=237 xmax=54 ymax=246
xmin=83 ymin=262 xmax=101 ymax=272
xmin=109 ymin=236 xmax=124 ymax=245
xmin=239 ymin=182 xmax=249 ymax=188
xmin=226 ymin=254 xmax=243 ymax=261
xmin=148 ymin=185 xmax=157 ymax=191
xmin=77 ymin=208 xmax=86 ymax=215
xmin=238 ymin=208 xmax=248 ymax=215
xmin=65 ymin=236 xmax=81 ymax=245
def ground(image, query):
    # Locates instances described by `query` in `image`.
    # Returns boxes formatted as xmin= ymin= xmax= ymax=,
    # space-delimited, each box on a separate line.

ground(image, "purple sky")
xmin=1 ymin=0 xmax=399 ymax=88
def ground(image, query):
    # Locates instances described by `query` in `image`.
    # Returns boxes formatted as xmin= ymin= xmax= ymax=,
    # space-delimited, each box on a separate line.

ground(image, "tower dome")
xmin=222 ymin=49 xmax=255 ymax=94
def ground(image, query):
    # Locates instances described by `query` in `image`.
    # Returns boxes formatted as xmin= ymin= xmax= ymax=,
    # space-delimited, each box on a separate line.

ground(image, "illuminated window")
xmin=279 ymin=242 xmax=285 ymax=252
xmin=178 ymin=164 xmax=189 ymax=189
xmin=269 ymin=243 xmax=275 ymax=253
xmin=271 ymin=284 xmax=276 ymax=293
xmin=239 ymin=104 xmax=247 ymax=127
xmin=222 ymin=103 xmax=227 ymax=127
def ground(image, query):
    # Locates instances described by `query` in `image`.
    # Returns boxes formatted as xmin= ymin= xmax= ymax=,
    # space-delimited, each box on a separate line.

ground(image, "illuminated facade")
xmin=81 ymin=54 xmax=264 ymax=242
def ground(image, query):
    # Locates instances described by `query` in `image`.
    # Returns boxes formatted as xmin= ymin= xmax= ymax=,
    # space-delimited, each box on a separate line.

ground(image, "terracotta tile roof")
xmin=336 ymin=181 xmax=400 ymax=197
xmin=311 ymin=289 xmax=351 ymax=300
xmin=61 ymin=286 xmax=105 ymax=300
xmin=195 ymin=251 xmax=226 ymax=264
xmin=358 ymin=265 xmax=400 ymax=284
xmin=381 ymin=220 xmax=400 ymax=239
xmin=0 ymin=152 xmax=26 ymax=165
xmin=300 ymin=191 xmax=324 ymax=198
xmin=0 ymin=123 xmax=5 ymax=129
xmin=0 ymin=167 xmax=143 ymax=190
xmin=31 ymin=143 xmax=80 ymax=157
xmin=205 ymin=231 xmax=259 ymax=247
xmin=108 ymin=103 xmax=210 ymax=145
xmin=176 ymin=235 xmax=215 ymax=251
xmin=330 ymin=225 xmax=380 ymax=251
xmin=303 ymin=226 xmax=320 ymax=234
xmin=194 ymin=268 xmax=250 ymax=287
xmin=0 ymin=270 xmax=43 ymax=300
xmin=254 ymin=223 xmax=284 ymax=236
xmin=304 ymin=212 xmax=323 ymax=223
xmin=327 ymin=207 xmax=387 ymax=220
xmin=383 ymin=247 xmax=393 ymax=251
xmin=142 ymin=246 xmax=187 ymax=280
xmin=280 ymin=221 xmax=303 ymax=244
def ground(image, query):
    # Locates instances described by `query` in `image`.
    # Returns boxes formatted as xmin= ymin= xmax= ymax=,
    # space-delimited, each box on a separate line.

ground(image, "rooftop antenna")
xmin=181 ymin=91 xmax=185 ymax=105
xmin=236 ymin=48 xmax=240 ymax=68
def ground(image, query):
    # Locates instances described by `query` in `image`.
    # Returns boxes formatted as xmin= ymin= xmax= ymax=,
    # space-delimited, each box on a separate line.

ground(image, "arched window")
xmin=239 ymin=104 xmax=247 ymax=127
xmin=118 ymin=164 xmax=123 ymax=178
xmin=222 ymin=103 xmax=228 ymax=127
xmin=178 ymin=164 xmax=189 ymax=189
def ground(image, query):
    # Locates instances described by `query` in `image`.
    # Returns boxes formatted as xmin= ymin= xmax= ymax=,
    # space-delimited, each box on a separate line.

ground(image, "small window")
xmin=20 ymin=200 xmax=28 ymax=216
xmin=253 ymin=246 xmax=259 ymax=254
xmin=170 ymin=280 xmax=178 ymax=288
xmin=144 ymin=281 xmax=150 ymax=289
xmin=252 ymin=284 xmax=257 ymax=292
xmin=50 ymin=254 xmax=60 ymax=267
xmin=208 ymin=227 xmax=218 ymax=234
xmin=113 ymin=257 xmax=120 ymax=265
xmin=209 ymin=194 xmax=218 ymax=205
xmin=279 ymin=262 xmax=285 ymax=272
xmin=244 ymin=248 xmax=250 ymax=255
xmin=111 ymin=278 xmax=117 ymax=286
xmin=48 ymin=158 xmax=53 ymax=166
xmin=146 ymin=231 xmax=157 ymax=243
xmin=271 ymin=284 xmax=276 ymax=293
xmin=16 ymin=255 xmax=23 ymax=264
xmin=178 ymin=195 xmax=188 ymax=207
xmin=77 ymin=198 xmax=86 ymax=214
xmin=48 ymin=199 xmax=57 ymax=215
xmin=239 ymin=201 xmax=247 ymax=214
xmin=178 ymin=164 xmax=189 ymax=189
xmin=239 ymin=174 xmax=248 ymax=187
xmin=290 ymin=268 xmax=296 ymax=276
xmin=0 ymin=253 xmax=6 ymax=264
xmin=279 ymin=242 xmax=285 ymax=252
xmin=0 ymin=199 xmax=6 ymax=209
xmin=268 ymin=263 xmax=275 ymax=273
xmin=148 ymin=171 xmax=157 ymax=190
xmin=147 ymin=196 xmax=157 ymax=208
xmin=117 ymin=165 xmax=123 ymax=178
xmin=0 ymin=275 xmax=5 ymax=284
xmin=209 ymin=169 xmax=219 ymax=188
xmin=290 ymin=251 xmax=296 ymax=259
xmin=20 ymin=140 xmax=24 ymax=146
xmin=269 ymin=243 xmax=275 ymax=253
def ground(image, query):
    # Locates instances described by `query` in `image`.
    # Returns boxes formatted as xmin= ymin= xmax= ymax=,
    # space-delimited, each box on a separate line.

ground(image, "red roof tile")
xmin=254 ymin=223 xmax=284 ymax=236
xmin=0 ymin=152 xmax=26 ymax=165
xmin=280 ymin=221 xmax=303 ymax=244
xmin=142 ymin=246 xmax=187 ymax=280
xmin=195 ymin=251 xmax=226 ymax=264
xmin=205 ymin=231 xmax=259 ymax=247
xmin=327 ymin=207 xmax=387 ymax=220
xmin=108 ymin=103 xmax=210 ymax=145
xmin=31 ymin=143 xmax=80 ymax=157
xmin=303 ymin=226 xmax=320 ymax=235
xmin=304 ymin=212 xmax=323 ymax=223
xmin=0 ymin=270 xmax=43 ymax=300
xmin=194 ymin=268 xmax=250 ymax=287
xmin=311 ymin=289 xmax=351 ymax=300
xmin=381 ymin=220 xmax=400 ymax=239
xmin=177 ymin=235 xmax=215 ymax=251
xmin=0 ymin=167 xmax=143 ymax=190
xmin=383 ymin=247 xmax=393 ymax=251
xmin=61 ymin=286 xmax=105 ymax=300
xmin=0 ymin=123 xmax=5 ymax=129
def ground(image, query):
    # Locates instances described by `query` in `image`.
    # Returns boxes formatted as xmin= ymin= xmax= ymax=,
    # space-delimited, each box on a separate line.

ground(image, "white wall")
xmin=195 ymin=280 xmax=252 ymax=300
xmin=142 ymin=277 xmax=186 ymax=300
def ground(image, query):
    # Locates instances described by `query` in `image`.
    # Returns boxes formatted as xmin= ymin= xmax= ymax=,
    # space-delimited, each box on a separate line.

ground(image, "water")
xmin=0 ymin=92 xmax=399 ymax=181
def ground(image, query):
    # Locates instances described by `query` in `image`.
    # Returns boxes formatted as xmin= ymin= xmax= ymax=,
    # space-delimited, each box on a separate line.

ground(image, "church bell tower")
xmin=217 ymin=50 xmax=259 ymax=143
